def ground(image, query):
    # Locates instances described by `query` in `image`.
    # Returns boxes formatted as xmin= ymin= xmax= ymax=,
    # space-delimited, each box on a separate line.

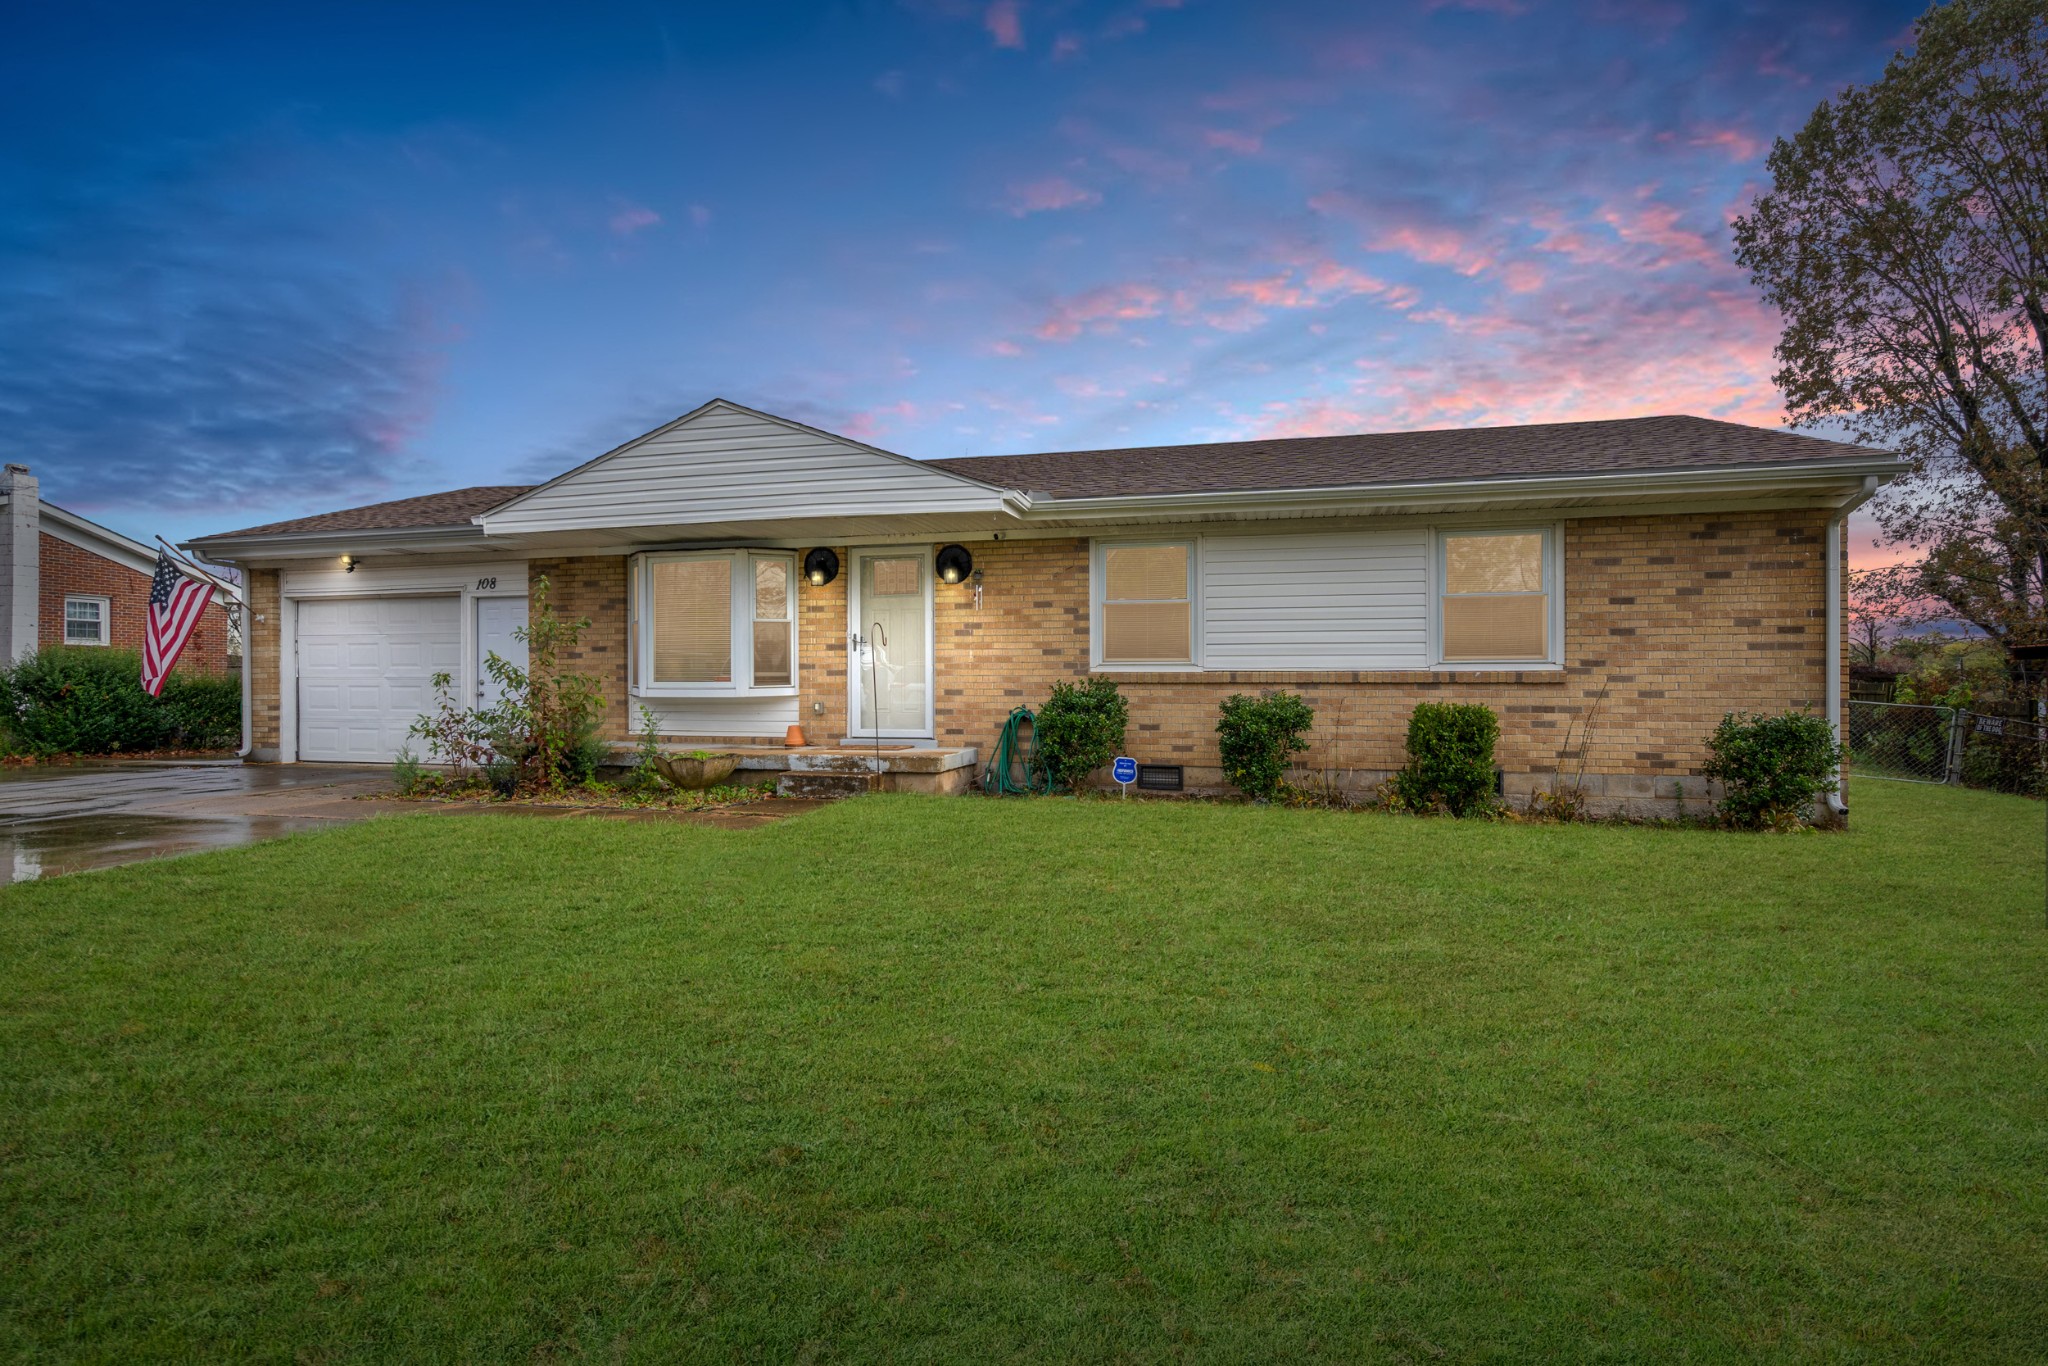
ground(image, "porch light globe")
xmin=936 ymin=544 xmax=973 ymax=585
xmin=802 ymin=547 xmax=839 ymax=587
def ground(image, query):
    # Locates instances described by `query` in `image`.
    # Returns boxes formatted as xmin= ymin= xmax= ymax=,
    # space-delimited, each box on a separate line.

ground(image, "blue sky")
xmin=1 ymin=0 xmax=1924 ymax=557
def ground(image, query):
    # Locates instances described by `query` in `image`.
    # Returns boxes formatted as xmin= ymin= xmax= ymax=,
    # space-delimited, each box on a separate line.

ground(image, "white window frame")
xmin=632 ymin=550 xmax=799 ymax=697
xmin=1090 ymin=537 xmax=1202 ymax=671
xmin=63 ymin=595 xmax=110 ymax=647
xmin=1431 ymin=524 xmax=1564 ymax=670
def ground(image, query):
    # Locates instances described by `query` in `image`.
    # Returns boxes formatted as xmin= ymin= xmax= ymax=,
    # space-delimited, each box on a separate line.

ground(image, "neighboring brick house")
xmin=0 ymin=464 xmax=240 ymax=672
xmin=188 ymin=399 xmax=1905 ymax=817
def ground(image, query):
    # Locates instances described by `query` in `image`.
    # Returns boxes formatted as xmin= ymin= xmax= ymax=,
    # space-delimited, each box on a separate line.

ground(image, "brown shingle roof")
xmin=198 ymin=486 xmax=534 ymax=540
xmin=925 ymin=415 xmax=1878 ymax=499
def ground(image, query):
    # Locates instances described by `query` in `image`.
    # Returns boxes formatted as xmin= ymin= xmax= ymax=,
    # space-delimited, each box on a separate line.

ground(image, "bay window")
xmin=636 ymin=550 xmax=797 ymax=694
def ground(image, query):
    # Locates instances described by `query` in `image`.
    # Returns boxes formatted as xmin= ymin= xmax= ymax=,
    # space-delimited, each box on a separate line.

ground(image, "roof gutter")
xmin=182 ymin=522 xmax=490 ymax=561
xmin=1012 ymin=456 xmax=1911 ymax=521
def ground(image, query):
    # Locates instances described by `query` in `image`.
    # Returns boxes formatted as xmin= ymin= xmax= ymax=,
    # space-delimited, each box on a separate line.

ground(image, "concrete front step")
xmin=775 ymin=771 xmax=879 ymax=799
xmin=606 ymin=742 xmax=980 ymax=796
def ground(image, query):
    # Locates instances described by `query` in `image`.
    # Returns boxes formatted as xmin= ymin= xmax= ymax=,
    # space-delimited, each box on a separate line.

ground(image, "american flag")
xmin=142 ymin=551 xmax=213 ymax=697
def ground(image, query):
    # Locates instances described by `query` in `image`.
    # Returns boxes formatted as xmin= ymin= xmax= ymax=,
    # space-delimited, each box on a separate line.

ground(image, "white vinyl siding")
xmin=631 ymin=692 xmax=799 ymax=740
xmin=1201 ymin=531 xmax=1429 ymax=670
xmin=480 ymin=402 xmax=1009 ymax=535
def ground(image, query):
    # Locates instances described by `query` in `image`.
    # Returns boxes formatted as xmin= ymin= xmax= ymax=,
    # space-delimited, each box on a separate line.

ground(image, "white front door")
xmin=848 ymin=548 xmax=932 ymax=738
xmin=476 ymin=597 xmax=529 ymax=709
xmin=296 ymin=596 xmax=462 ymax=762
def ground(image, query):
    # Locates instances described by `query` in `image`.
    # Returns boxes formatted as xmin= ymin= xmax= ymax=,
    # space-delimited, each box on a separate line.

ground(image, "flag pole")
xmin=154 ymin=536 xmax=241 ymax=599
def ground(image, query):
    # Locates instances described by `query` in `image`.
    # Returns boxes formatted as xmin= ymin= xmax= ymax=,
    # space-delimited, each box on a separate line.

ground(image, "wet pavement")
xmin=0 ymin=760 xmax=395 ymax=883
xmin=0 ymin=761 xmax=830 ymax=883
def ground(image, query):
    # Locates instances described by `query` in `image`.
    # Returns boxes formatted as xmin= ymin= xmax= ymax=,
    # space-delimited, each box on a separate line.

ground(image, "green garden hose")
xmin=982 ymin=706 xmax=1052 ymax=795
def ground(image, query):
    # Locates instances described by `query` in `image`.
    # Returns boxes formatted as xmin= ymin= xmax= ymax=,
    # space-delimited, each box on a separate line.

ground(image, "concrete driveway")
xmin=0 ymin=760 xmax=395 ymax=883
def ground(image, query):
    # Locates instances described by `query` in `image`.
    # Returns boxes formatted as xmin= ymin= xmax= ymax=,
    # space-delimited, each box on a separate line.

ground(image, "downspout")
xmin=1825 ymin=476 xmax=1881 ymax=816
xmin=222 ymin=556 xmax=252 ymax=759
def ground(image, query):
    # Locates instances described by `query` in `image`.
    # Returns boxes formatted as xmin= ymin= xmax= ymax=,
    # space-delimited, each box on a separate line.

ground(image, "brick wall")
xmin=39 ymin=533 xmax=235 ymax=671
xmin=529 ymin=557 xmax=633 ymax=740
xmin=245 ymin=508 xmax=1836 ymax=807
xmin=788 ymin=509 xmax=1831 ymax=811
xmin=247 ymin=568 xmax=280 ymax=757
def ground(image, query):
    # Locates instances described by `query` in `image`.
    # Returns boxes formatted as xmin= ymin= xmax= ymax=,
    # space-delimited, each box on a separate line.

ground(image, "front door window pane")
xmin=857 ymin=556 xmax=926 ymax=732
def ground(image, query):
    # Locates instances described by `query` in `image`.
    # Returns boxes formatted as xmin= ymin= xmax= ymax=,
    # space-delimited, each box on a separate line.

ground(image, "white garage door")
xmin=296 ymin=596 xmax=462 ymax=762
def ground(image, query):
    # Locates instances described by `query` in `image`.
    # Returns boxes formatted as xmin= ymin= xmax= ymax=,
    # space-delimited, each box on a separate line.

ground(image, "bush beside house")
xmin=0 ymin=647 xmax=240 ymax=755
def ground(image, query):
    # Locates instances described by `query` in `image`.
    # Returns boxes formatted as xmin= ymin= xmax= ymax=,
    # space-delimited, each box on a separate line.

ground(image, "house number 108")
xmin=475 ymin=577 xmax=497 ymax=591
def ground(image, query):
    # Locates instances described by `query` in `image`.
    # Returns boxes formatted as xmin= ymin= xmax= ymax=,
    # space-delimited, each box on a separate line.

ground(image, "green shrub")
xmin=1392 ymin=702 xmax=1499 ymax=816
xmin=0 ymin=647 xmax=239 ymax=755
xmin=156 ymin=671 xmax=242 ymax=749
xmin=1701 ymin=710 xmax=1842 ymax=829
xmin=1034 ymin=676 xmax=1129 ymax=791
xmin=1216 ymin=691 xmax=1315 ymax=801
xmin=405 ymin=577 xmax=607 ymax=795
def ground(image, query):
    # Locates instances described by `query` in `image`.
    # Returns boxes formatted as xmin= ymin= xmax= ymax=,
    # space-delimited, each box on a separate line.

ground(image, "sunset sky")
xmin=1 ymin=0 xmax=1927 ymax=561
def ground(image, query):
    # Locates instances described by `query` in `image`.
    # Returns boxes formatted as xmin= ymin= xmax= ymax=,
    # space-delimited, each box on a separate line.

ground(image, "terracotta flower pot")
xmin=653 ymin=752 xmax=740 ymax=790
xmin=784 ymin=724 xmax=807 ymax=747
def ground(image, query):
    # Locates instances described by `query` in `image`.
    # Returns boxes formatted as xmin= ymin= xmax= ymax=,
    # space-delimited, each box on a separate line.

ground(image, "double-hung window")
xmin=1437 ymin=528 xmax=1555 ymax=665
xmin=64 ymin=596 xmax=109 ymax=646
xmin=637 ymin=551 xmax=797 ymax=694
xmin=1094 ymin=540 xmax=1196 ymax=667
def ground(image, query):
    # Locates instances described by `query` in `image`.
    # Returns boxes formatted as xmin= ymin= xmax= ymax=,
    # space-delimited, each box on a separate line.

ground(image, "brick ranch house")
xmin=187 ymin=399 xmax=1905 ymax=816
xmin=0 ymin=463 xmax=239 ymax=670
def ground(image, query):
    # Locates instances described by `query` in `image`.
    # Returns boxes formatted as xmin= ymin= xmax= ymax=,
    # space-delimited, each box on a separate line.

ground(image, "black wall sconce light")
xmin=340 ymin=554 xmax=358 ymax=574
xmin=803 ymin=547 xmax=840 ymax=587
xmin=936 ymin=543 xmax=974 ymax=585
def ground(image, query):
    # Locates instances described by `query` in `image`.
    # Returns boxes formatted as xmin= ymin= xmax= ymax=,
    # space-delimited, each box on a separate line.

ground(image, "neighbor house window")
xmin=64 ymin=596 xmax=109 ymax=646
xmin=638 ymin=551 xmax=798 ymax=693
xmin=1095 ymin=540 xmax=1195 ymax=666
xmin=1438 ymin=529 xmax=1554 ymax=664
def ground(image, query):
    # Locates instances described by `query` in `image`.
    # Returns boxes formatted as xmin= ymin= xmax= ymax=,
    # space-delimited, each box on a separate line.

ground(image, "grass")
xmin=0 ymin=783 xmax=2042 ymax=1361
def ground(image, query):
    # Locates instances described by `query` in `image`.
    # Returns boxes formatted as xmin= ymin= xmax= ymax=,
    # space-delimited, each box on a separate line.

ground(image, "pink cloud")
xmin=1002 ymin=176 xmax=1102 ymax=216
xmin=1596 ymin=191 xmax=1724 ymax=269
xmin=1499 ymin=260 xmax=1545 ymax=293
xmin=1035 ymin=282 xmax=1169 ymax=340
xmin=1689 ymin=126 xmax=1765 ymax=162
xmin=1203 ymin=128 xmax=1263 ymax=155
xmin=1310 ymin=193 xmax=1495 ymax=276
xmin=607 ymin=201 xmax=660 ymax=237
xmin=985 ymin=0 xmax=1023 ymax=49
xmin=986 ymin=339 xmax=1025 ymax=357
xmin=1051 ymin=31 xmax=1083 ymax=60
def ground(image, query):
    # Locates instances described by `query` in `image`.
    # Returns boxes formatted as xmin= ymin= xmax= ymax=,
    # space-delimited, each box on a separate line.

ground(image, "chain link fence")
xmin=1848 ymin=700 xmax=2047 ymax=795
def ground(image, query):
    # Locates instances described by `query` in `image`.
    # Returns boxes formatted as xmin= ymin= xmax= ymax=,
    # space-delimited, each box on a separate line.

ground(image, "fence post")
xmin=1944 ymin=708 xmax=1965 ymax=785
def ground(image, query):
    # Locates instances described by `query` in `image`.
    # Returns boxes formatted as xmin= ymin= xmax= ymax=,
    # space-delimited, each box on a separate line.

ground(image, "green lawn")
xmin=1 ymin=785 xmax=2043 ymax=1361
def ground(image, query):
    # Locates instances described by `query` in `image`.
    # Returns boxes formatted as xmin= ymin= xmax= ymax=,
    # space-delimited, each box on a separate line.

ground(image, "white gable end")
xmin=477 ymin=401 xmax=1016 ymax=536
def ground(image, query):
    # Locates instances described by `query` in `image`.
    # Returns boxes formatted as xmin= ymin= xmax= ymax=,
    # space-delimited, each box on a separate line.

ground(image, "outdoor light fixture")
xmin=340 ymin=554 xmax=357 ymax=573
xmin=936 ymin=543 xmax=974 ymax=585
xmin=803 ymin=547 xmax=840 ymax=587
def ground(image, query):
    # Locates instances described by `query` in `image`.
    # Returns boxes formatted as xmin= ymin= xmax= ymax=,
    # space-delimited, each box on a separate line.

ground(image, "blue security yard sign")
xmin=1111 ymin=756 xmax=1137 ymax=796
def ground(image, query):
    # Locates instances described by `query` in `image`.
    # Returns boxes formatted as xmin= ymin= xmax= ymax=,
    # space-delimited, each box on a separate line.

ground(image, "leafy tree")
xmin=1732 ymin=0 xmax=2048 ymax=664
